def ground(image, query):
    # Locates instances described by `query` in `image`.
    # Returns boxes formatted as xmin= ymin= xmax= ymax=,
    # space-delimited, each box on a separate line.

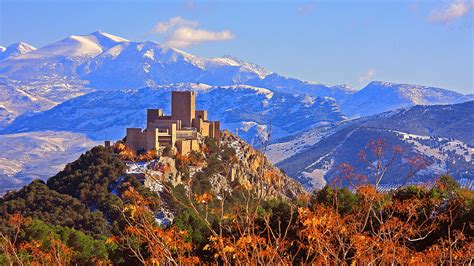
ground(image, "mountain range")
xmin=0 ymin=31 xmax=472 ymax=192
xmin=1 ymin=84 xmax=345 ymax=142
xmin=269 ymin=101 xmax=474 ymax=189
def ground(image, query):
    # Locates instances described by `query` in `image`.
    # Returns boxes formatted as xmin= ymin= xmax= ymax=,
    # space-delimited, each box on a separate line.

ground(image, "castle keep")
xmin=126 ymin=91 xmax=220 ymax=155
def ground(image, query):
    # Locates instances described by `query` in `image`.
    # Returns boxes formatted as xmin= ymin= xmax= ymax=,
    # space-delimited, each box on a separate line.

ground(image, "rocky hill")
xmin=0 ymin=129 xmax=471 ymax=265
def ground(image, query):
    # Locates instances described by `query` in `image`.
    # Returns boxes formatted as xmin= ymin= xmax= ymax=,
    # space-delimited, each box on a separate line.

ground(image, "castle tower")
xmin=172 ymin=91 xmax=195 ymax=128
xmin=147 ymin=109 xmax=163 ymax=126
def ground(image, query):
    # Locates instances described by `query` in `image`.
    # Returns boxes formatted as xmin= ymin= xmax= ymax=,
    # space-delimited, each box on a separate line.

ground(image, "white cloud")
xmin=166 ymin=27 xmax=234 ymax=48
xmin=358 ymin=69 xmax=376 ymax=83
xmin=150 ymin=16 xmax=235 ymax=48
xmin=150 ymin=16 xmax=198 ymax=34
xmin=428 ymin=0 xmax=473 ymax=24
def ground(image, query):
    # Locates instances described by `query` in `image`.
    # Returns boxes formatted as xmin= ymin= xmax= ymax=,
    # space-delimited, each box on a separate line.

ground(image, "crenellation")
xmin=126 ymin=91 xmax=220 ymax=155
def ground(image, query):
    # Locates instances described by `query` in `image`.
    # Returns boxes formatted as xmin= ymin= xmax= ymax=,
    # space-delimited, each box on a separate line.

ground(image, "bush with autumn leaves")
xmin=0 ymin=138 xmax=473 ymax=264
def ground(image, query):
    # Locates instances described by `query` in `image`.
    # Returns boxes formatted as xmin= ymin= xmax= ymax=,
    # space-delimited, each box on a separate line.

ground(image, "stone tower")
xmin=171 ymin=91 xmax=195 ymax=128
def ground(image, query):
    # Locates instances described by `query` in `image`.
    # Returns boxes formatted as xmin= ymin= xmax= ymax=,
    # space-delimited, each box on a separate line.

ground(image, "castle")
xmin=125 ymin=91 xmax=220 ymax=155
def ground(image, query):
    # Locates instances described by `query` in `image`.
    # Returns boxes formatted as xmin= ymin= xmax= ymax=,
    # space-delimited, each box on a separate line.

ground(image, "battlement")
xmin=126 ymin=91 xmax=220 ymax=155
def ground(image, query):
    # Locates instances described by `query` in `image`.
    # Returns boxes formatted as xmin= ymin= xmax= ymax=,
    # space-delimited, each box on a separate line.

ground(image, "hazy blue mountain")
xmin=246 ymin=73 xmax=356 ymax=102
xmin=341 ymin=81 xmax=472 ymax=117
xmin=1 ymin=84 xmax=346 ymax=143
xmin=0 ymin=42 xmax=36 ymax=61
xmin=0 ymin=131 xmax=98 ymax=194
xmin=269 ymin=101 xmax=474 ymax=190
xmin=0 ymin=31 xmax=351 ymax=127
xmin=0 ymin=32 xmax=471 ymax=128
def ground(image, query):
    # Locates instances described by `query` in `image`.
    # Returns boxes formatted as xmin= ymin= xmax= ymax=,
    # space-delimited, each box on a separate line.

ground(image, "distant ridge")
xmin=0 ymin=42 xmax=36 ymax=61
xmin=341 ymin=81 xmax=472 ymax=117
xmin=270 ymin=101 xmax=474 ymax=190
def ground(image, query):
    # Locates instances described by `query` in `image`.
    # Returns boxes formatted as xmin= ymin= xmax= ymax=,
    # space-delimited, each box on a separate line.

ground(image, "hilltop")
xmin=0 ymin=129 xmax=472 ymax=264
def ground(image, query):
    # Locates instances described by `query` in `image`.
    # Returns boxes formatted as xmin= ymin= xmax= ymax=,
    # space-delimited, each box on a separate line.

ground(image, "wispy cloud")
xmin=151 ymin=16 xmax=198 ymax=34
xmin=358 ymin=69 xmax=376 ymax=83
xmin=428 ymin=0 xmax=473 ymax=24
xmin=150 ymin=16 xmax=234 ymax=48
xmin=166 ymin=27 xmax=234 ymax=48
xmin=296 ymin=1 xmax=316 ymax=14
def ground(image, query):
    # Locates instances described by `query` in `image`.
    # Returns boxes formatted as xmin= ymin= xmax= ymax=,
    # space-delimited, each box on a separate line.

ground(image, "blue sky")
xmin=0 ymin=0 xmax=472 ymax=93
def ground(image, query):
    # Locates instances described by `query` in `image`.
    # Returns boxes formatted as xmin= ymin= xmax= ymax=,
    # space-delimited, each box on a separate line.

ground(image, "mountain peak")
xmin=366 ymin=80 xmax=396 ymax=87
xmin=342 ymin=81 xmax=470 ymax=117
xmin=333 ymin=84 xmax=356 ymax=92
xmin=0 ymin=42 xmax=36 ymax=61
xmin=87 ymin=31 xmax=129 ymax=43
xmin=365 ymin=81 xmax=447 ymax=91
xmin=8 ymin=42 xmax=37 ymax=53
xmin=13 ymin=32 xmax=129 ymax=59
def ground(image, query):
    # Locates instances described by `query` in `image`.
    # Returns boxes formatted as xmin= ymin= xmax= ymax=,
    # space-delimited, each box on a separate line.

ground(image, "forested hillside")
xmin=0 ymin=131 xmax=472 ymax=264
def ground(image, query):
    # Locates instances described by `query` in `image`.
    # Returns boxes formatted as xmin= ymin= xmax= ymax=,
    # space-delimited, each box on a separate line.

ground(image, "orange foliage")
xmin=118 ymin=187 xmax=200 ymax=265
xmin=137 ymin=149 xmax=158 ymax=161
xmin=0 ymin=213 xmax=74 ymax=265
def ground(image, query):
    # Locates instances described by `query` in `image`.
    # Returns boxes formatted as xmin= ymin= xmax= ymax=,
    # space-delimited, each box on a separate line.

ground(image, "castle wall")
xmin=201 ymin=121 xmax=210 ymax=137
xmin=176 ymin=129 xmax=197 ymax=140
xmin=147 ymin=109 xmax=163 ymax=126
xmin=209 ymin=121 xmax=221 ymax=140
xmin=146 ymin=129 xmax=159 ymax=151
xmin=156 ymin=123 xmax=176 ymax=147
xmin=192 ymin=118 xmax=210 ymax=137
xmin=126 ymin=128 xmax=147 ymax=151
xmin=148 ymin=119 xmax=181 ymax=132
xmin=195 ymin=110 xmax=208 ymax=121
xmin=176 ymin=139 xmax=200 ymax=155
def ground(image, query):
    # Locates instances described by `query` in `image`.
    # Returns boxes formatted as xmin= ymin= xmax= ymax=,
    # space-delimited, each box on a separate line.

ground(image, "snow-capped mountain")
xmin=269 ymin=101 xmax=474 ymax=190
xmin=0 ymin=31 xmax=357 ymax=102
xmin=77 ymin=42 xmax=271 ymax=89
xmin=0 ymin=31 xmax=270 ymax=85
xmin=0 ymin=31 xmax=279 ymax=125
xmin=0 ymin=42 xmax=36 ymax=61
xmin=1 ymin=84 xmax=346 ymax=143
xmin=0 ymin=31 xmax=471 ymax=128
xmin=341 ymin=81 xmax=472 ymax=117
xmin=0 ymin=31 xmax=128 ymax=81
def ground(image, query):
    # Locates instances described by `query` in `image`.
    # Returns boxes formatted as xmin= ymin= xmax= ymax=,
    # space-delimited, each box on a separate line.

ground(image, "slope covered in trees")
xmin=0 ymin=134 xmax=472 ymax=264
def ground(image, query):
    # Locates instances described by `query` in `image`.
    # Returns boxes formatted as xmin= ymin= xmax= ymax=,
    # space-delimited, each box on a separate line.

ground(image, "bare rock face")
xmin=216 ymin=130 xmax=305 ymax=199
xmin=146 ymin=157 xmax=179 ymax=187
xmin=128 ymin=130 xmax=304 ymax=201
